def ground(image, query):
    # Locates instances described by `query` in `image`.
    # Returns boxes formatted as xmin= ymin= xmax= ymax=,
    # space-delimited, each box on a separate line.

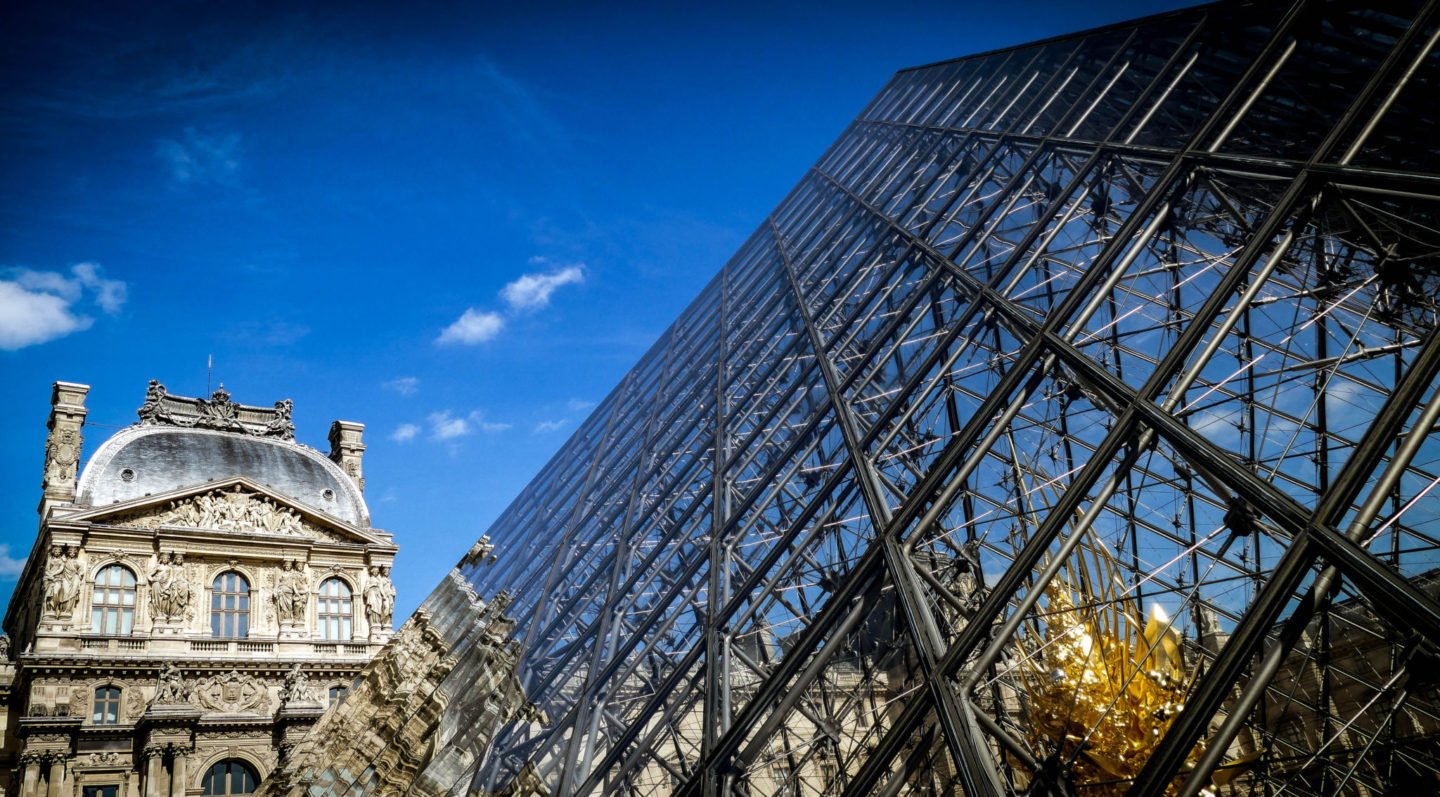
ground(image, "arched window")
xmin=91 ymin=565 xmax=136 ymax=634
xmin=211 ymin=571 xmax=250 ymax=638
xmin=317 ymin=578 xmax=353 ymax=641
xmin=93 ymin=685 xmax=121 ymax=725
xmin=328 ymin=685 xmax=348 ymax=706
xmin=201 ymin=760 xmax=257 ymax=796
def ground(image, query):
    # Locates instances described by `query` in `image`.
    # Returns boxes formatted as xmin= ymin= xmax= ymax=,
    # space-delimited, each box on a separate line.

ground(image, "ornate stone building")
xmin=0 ymin=381 xmax=398 ymax=797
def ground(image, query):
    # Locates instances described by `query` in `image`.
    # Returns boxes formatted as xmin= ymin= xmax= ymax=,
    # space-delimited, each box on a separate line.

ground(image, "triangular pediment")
xmin=73 ymin=477 xmax=386 ymax=546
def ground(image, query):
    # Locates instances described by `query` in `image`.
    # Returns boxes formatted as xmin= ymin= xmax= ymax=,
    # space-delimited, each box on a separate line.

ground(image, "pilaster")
xmin=39 ymin=382 xmax=89 ymax=518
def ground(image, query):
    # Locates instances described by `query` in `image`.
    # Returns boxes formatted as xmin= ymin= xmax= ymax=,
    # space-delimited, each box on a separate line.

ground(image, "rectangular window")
xmin=83 ymin=787 xmax=119 ymax=797
xmin=92 ymin=686 xmax=121 ymax=725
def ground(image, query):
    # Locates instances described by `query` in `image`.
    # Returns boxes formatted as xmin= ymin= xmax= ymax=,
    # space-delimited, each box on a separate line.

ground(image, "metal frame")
xmin=436 ymin=2 xmax=1440 ymax=793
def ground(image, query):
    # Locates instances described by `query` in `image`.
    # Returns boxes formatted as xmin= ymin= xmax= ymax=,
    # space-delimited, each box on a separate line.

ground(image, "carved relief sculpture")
xmin=43 ymin=428 xmax=81 ymax=490
xmin=195 ymin=669 xmax=271 ymax=714
xmin=115 ymin=484 xmax=341 ymax=539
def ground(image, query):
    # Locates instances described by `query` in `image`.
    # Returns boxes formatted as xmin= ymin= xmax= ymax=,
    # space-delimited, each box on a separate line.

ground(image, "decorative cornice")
xmin=137 ymin=380 xmax=295 ymax=440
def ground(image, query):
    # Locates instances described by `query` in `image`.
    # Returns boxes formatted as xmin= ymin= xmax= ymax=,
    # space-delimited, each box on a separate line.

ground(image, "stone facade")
xmin=0 ymin=382 xmax=398 ymax=796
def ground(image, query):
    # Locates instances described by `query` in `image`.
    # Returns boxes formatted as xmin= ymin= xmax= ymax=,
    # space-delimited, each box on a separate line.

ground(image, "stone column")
xmin=169 ymin=749 xmax=189 ymax=797
xmin=19 ymin=756 xmax=40 ymax=797
xmin=144 ymin=750 xmax=165 ymax=797
xmin=45 ymin=757 xmax=65 ymax=797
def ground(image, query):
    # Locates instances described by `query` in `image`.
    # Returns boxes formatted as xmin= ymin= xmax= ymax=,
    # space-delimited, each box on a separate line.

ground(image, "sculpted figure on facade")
xmin=148 ymin=551 xmax=192 ymax=623
xmin=267 ymin=398 xmax=296 ymax=438
xmin=279 ymin=663 xmax=318 ymax=705
xmin=274 ymin=560 xmax=310 ymax=625
xmin=43 ymin=545 xmax=83 ymax=618
xmin=365 ymin=565 xmax=396 ymax=629
xmin=151 ymin=662 xmax=191 ymax=706
xmin=136 ymin=379 xmax=167 ymax=424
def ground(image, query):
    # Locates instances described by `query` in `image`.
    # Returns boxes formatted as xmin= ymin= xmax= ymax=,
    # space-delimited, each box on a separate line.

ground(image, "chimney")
xmin=41 ymin=381 xmax=90 ymax=515
xmin=329 ymin=420 xmax=366 ymax=493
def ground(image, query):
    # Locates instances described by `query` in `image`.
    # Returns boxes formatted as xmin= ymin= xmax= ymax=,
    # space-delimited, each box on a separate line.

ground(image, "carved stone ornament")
xmin=81 ymin=750 xmax=124 ymax=766
xmin=113 ymin=484 xmax=346 ymax=542
xmin=195 ymin=669 xmax=272 ymax=714
xmin=43 ymin=427 xmax=81 ymax=489
xmin=137 ymin=380 xmax=296 ymax=439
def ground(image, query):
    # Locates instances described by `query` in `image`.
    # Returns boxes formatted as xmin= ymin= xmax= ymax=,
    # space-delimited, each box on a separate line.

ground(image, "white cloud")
xmin=384 ymin=376 xmax=419 ymax=397
xmin=500 ymin=265 xmax=584 ymax=312
xmin=534 ymin=419 xmax=569 ymax=433
xmin=0 ymin=263 xmax=127 ymax=350
xmin=429 ymin=410 xmax=471 ymax=440
xmin=437 ymin=308 xmax=504 ymax=345
xmin=566 ymin=398 xmax=597 ymax=412
xmin=156 ymin=128 xmax=242 ymax=186
xmin=428 ymin=410 xmax=511 ymax=441
xmin=0 ymin=544 xmax=25 ymax=578
xmin=390 ymin=423 xmax=420 ymax=443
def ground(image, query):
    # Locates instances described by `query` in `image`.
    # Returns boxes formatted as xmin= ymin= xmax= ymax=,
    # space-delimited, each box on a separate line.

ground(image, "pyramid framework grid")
xmin=415 ymin=1 xmax=1440 ymax=794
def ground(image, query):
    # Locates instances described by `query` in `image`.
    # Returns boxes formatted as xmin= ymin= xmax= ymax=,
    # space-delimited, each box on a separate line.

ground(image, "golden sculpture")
xmin=1014 ymin=528 xmax=1196 ymax=794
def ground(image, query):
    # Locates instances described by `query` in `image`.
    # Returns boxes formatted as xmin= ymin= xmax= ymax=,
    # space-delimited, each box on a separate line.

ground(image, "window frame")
xmin=92 ymin=684 xmax=122 ymax=725
xmin=210 ymin=571 xmax=251 ymax=639
xmin=316 ymin=577 xmax=354 ymax=641
xmin=91 ymin=564 xmax=137 ymax=635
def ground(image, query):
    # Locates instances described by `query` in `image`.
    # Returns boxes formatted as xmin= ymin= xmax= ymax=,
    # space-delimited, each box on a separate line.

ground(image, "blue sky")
xmin=0 ymin=0 xmax=1195 ymax=620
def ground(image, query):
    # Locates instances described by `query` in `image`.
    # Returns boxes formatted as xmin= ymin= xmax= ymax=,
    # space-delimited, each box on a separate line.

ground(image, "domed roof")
xmin=77 ymin=425 xmax=369 ymax=527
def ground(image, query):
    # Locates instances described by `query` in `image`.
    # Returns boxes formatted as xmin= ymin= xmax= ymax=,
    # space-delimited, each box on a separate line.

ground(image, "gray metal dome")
xmin=77 ymin=425 xmax=369 ymax=526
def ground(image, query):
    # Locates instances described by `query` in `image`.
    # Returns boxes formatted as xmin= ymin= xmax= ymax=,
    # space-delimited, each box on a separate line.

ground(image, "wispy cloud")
xmin=384 ymin=376 xmax=419 ymax=397
xmin=0 ymin=263 xmax=127 ymax=350
xmin=534 ymin=419 xmax=569 ymax=433
xmin=156 ymin=127 xmax=243 ymax=186
xmin=437 ymin=309 xmax=504 ymax=345
xmin=501 ymin=263 xmax=585 ymax=312
xmin=428 ymin=410 xmax=511 ymax=440
xmin=0 ymin=544 xmax=26 ymax=578
xmin=390 ymin=423 xmax=420 ymax=443
xmin=566 ymin=398 xmax=597 ymax=412
xmin=225 ymin=319 xmax=309 ymax=345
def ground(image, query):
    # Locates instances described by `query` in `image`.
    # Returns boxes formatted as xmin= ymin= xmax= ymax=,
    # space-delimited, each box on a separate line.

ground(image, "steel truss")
xmin=448 ymin=2 xmax=1440 ymax=794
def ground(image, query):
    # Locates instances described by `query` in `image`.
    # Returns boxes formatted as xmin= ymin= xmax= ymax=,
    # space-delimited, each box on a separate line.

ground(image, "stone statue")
xmin=137 ymin=379 xmax=167 ymax=423
xmin=44 ymin=546 xmax=84 ymax=618
xmin=148 ymin=551 xmax=192 ymax=623
xmin=41 ymin=544 xmax=66 ymax=616
xmin=364 ymin=565 xmax=394 ymax=628
xmin=279 ymin=663 xmax=317 ymax=704
xmin=266 ymin=398 xmax=296 ymax=437
xmin=152 ymin=662 xmax=190 ymax=705
xmin=274 ymin=560 xmax=309 ymax=625
xmin=0 ymin=633 xmax=10 ymax=660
